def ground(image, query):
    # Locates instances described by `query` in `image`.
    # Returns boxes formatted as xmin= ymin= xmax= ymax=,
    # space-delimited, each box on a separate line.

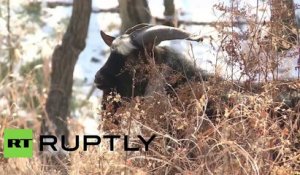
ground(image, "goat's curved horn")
xmin=125 ymin=23 xmax=152 ymax=34
xmin=130 ymin=25 xmax=203 ymax=47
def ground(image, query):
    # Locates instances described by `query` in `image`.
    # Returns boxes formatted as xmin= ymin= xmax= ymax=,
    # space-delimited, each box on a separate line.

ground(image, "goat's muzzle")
xmin=94 ymin=71 xmax=113 ymax=90
xmin=94 ymin=76 xmax=106 ymax=89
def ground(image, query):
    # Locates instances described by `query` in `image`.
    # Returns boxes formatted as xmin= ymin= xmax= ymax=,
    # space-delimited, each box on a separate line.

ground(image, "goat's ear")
xmin=100 ymin=31 xmax=115 ymax=47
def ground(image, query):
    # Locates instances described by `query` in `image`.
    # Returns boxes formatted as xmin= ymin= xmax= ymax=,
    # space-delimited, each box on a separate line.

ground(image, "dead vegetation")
xmin=100 ymin=79 xmax=300 ymax=175
xmin=2 ymin=76 xmax=299 ymax=175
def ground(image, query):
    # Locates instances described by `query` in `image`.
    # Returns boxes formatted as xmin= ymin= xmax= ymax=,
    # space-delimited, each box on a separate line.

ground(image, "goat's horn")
xmin=125 ymin=23 xmax=152 ymax=34
xmin=130 ymin=25 xmax=203 ymax=47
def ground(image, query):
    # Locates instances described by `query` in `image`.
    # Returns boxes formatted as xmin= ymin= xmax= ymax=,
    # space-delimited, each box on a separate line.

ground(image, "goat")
xmin=94 ymin=24 xmax=209 ymax=106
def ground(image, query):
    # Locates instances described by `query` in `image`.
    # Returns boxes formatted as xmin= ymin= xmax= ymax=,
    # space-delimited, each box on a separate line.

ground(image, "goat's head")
xmin=94 ymin=24 xmax=203 ymax=97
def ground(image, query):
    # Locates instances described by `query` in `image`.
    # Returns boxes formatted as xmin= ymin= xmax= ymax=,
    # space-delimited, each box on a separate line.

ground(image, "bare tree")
xmin=42 ymin=0 xmax=91 ymax=145
xmin=163 ymin=0 xmax=176 ymax=27
xmin=118 ymin=0 xmax=151 ymax=33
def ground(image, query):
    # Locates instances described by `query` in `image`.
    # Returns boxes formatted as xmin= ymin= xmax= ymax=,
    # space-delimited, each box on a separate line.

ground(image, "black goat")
xmin=94 ymin=24 xmax=208 ymax=101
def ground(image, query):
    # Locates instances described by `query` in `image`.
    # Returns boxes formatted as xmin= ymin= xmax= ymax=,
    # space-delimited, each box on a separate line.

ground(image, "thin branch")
xmin=155 ymin=16 xmax=247 ymax=27
xmin=47 ymin=1 xmax=118 ymax=13
xmin=7 ymin=0 xmax=12 ymax=72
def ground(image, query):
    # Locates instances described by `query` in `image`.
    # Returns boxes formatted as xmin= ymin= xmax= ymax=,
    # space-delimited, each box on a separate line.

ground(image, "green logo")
xmin=4 ymin=129 xmax=33 ymax=158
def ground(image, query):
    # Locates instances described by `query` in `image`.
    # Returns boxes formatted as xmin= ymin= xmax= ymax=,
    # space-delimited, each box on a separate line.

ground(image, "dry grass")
xmin=1 ymin=60 xmax=299 ymax=175
xmin=101 ymin=80 xmax=300 ymax=175
xmin=1 ymin=76 xmax=299 ymax=175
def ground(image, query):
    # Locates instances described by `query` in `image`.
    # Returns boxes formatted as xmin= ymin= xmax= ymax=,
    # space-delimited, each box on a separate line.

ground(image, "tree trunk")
xmin=270 ymin=0 xmax=297 ymax=51
xmin=118 ymin=0 xmax=151 ymax=33
xmin=163 ymin=0 xmax=176 ymax=27
xmin=42 ymin=0 xmax=91 ymax=146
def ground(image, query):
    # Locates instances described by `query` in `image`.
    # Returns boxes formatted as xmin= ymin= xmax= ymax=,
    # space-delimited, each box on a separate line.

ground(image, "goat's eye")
xmin=111 ymin=45 xmax=116 ymax=51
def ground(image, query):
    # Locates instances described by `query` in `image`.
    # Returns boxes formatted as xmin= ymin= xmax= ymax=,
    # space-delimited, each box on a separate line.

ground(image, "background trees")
xmin=118 ymin=0 xmax=151 ymax=33
xmin=42 ymin=0 xmax=91 ymax=145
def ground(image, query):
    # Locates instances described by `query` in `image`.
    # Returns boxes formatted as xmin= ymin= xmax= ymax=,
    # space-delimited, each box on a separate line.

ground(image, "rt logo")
xmin=4 ymin=129 xmax=33 ymax=158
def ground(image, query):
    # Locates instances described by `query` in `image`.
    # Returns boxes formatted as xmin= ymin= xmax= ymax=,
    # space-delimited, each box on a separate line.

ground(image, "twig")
xmin=7 ymin=0 xmax=12 ymax=72
xmin=155 ymin=16 xmax=247 ymax=27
